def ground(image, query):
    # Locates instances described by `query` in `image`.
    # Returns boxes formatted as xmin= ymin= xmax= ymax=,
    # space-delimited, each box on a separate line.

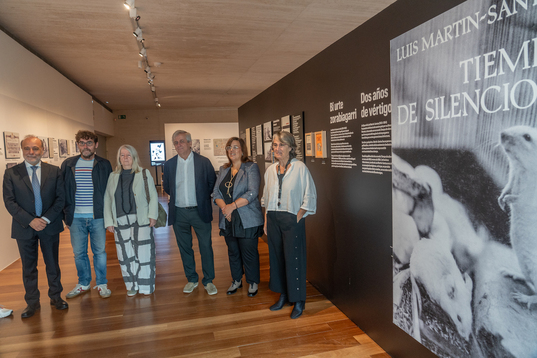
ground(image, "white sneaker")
xmin=127 ymin=289 xmax=137 ymax=297
xmin=66 ymin=284 xmax=90 ymax=299
xmin=183 ymin=282 xmax=199 ymax=293
xmin=204 ymin=283 xmax=218 ymax=295
xmin=93 ymin=284 xmax=112 ymax=298
xmin=0 ymin=305 xmax=13 ymax=318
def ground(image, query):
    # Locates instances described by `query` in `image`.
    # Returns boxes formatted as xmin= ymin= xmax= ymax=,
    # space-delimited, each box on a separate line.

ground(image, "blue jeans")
xmin=70 ymin=218 xmax=107 ymax=286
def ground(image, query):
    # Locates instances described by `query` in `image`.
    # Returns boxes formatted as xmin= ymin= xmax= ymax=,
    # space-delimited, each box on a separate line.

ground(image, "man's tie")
xmin=31 ymin=166 xmax=42 ymax=217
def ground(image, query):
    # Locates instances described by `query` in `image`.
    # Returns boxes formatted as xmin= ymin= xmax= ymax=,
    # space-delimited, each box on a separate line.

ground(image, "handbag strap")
xmin=142 ymin=169 xmax=151 ymax=204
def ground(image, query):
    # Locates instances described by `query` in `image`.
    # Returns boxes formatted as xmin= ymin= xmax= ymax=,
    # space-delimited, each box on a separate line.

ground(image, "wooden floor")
xmin=0 ymin=195 xmax=388 ymax=358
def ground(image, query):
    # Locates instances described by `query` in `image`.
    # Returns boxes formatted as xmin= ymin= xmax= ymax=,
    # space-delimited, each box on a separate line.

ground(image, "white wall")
xmin=164 ymin=123 xmax=239 ymax=171
xmin=0 ymin=31 xmax=113 ymax=271
xmin=108 ymin=108 xmax=238 ymax=183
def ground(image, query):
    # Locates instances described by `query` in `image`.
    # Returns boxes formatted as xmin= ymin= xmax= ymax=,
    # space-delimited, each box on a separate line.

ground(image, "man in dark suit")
xmin=3 ymin=135 xmax=68 ymax=318
xmin=163 ymin=130 xmax=217 ymax=295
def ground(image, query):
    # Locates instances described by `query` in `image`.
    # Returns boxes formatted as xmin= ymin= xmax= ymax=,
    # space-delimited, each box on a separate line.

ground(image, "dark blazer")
xmin=3 ymin=161 xmax=65 ymax=240
xmin=61 ymin=154 xmax=112 ymax=226
xmin=213 ymin=161 xmax=264 ymax=230
xmin=163 ymin=152 xmax=216 ymax=224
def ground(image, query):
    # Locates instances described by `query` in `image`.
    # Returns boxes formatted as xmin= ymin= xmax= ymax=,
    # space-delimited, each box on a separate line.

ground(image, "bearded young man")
xmin=61 ymin=130 xmax=113 ymax=299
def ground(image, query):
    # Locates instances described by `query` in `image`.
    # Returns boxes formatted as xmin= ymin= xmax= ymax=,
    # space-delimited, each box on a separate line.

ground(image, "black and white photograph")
xmin=391 ymin=1 xmax=537 ymax=357
xmin=58 ymin=139 xmax=68 ymax=158
xmin=191 ymin=139 xmax=200 ymax=154
xmin=38 ymin=136 xmax=49 ymax=159
xmin=264 ymin=141 xmax=273 ymax=162
xmin=263 ymin=120 xmax=272 ymax=142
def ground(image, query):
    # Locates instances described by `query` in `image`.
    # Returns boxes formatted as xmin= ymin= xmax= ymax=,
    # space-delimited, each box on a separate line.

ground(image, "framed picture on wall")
xmin=4 ymin=131 xmax=20 ymax=159
xmin=264 ymin=142 xmax=273 ymax=162
xmin=315 ymin=131 xmax=327 ymax=158
xmin=58 ymin=139 xmax=68 ymax=158
xmin=213 ymin=139 xmax=227 ymax=157
xmin=191 ymin=139 xmax=200 ymax=154
xmin=263 ymin=121 xmax=272 ymax=142
xmin=281 ymin=115 xmax=291 ymax=132
xmin=305 ymin=133 xmax=313 ymax=156
xmin=48 ymin=138 xmax=55 ymax=158
xmin=38 ymin=136 xmax=49 ymax=158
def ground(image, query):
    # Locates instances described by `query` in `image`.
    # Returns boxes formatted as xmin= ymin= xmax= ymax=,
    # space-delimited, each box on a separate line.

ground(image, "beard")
xmin=81 ymin=148 xmax=95 ymax=159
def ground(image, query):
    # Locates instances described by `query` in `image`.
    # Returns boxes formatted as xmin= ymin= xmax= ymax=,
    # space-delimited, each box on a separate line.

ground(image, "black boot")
xmin=290 ymin=300 xmax=305 ymax=319
xmin=270 ymin=293 xmax=290 ymax=311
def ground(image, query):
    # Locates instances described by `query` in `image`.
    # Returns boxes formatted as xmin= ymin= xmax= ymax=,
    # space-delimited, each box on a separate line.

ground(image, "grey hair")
xmin=273 ymin=131 xmax=297 ymax=160
xmin=172 ymin=130 xmax=192 ymax=143
xmin=114 ymin=144 xmax=143 ymax=174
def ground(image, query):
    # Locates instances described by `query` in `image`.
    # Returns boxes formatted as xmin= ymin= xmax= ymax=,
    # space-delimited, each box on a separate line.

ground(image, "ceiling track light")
xmin=133 ymin=27 xmax=142 ymax=39
xmin=124 ymin=0 xmax=135 ymax=10
xmin=127 ymin=2 xmax=160 ymax=108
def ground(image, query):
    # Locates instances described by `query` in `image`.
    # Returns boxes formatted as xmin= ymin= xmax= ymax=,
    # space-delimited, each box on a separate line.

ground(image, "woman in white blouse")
xmin=262 ymin=131 xmax=317 ymax=319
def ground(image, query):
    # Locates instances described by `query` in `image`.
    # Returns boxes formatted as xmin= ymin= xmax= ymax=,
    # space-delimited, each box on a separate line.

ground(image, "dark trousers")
xmin=225 ymin=236 xmax=260 ymax=284
xmin=16 ymin=233 xmax=62 ymax=306
xmin=173 ymin=206 xmax=215 ymax=286
xmin=266 ymin=211 xmax=307 ymax=303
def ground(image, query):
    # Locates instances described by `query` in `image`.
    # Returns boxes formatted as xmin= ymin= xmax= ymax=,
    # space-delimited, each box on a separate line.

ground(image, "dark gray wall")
xmin=238 ymin=0 xmax=464 ymax=357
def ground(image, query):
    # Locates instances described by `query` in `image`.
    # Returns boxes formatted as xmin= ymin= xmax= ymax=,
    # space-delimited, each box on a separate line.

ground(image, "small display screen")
xmin=149 ymin=140 xmax=166 ymax=166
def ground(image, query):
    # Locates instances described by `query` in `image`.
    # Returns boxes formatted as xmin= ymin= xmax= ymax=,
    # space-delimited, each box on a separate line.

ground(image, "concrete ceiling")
xmin=0 ymin=0 xmax=395 ymax=111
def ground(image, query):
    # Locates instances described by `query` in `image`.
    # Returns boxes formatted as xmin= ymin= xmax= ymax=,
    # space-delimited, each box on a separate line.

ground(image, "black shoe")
xmin=50 ymin=298 xmax=69 ymax=310
xmin=269 ymin=294 xmax=290 ymax=311
xmin=247 ymin=283 xmax=258 ymax=297
xmin=21 ymin=303 xmax=40 ymax=318
xmin=290 ymin=301 xmax=305 ymax=319
xmin=226 ymin=280 xmax=242 ymax=295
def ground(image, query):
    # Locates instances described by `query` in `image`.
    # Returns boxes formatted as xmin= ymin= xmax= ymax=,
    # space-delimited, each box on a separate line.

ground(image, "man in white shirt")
xmin=163 ymin=130 xmax=217 ymax=295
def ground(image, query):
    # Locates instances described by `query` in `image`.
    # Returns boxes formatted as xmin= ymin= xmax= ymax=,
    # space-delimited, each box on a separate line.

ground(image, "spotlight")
xmin=144 ymin=66 xmax=151 ymax=73
xmin=129 ymin=8 xmax=137 ymax=19
xmin=133 ymin=27 xmax=142 ymax=39
xmin=151 ymin=85 xmax=155 ymax=92
xmin=124 ymin=0 xmax=135 ymax=9
xmin=139 ymin=47 xmax=147 ymax=57
xmin=157 ymin=103 xmax=161 ymax=108
xmin=154 ymin=97 xmax=159 ymax=102
xmin=135 ymin=15 xmax=141 ymax=21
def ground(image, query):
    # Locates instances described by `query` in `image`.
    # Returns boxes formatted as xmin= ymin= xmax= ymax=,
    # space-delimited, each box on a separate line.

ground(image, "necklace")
xmin=225 ymin=167 xmax=239 ymax=198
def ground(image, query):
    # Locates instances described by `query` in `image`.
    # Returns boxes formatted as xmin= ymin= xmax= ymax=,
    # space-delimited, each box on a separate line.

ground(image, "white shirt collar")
xmin=24 ymin=160 xmax=41 ymax=169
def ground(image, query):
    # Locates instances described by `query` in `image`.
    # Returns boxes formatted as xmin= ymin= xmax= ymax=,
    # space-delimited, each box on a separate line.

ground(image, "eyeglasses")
xmin=78 ymin=141 xmax=94 ymax=147
xmin=225 ymin=145 xmax=240 ymax=151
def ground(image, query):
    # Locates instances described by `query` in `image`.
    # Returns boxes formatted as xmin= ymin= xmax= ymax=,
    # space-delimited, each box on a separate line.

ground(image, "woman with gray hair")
xmin=262 ymin=131 xmax=317 ymax=319
xmin=104 ymin=145 xmax=158 ymax=296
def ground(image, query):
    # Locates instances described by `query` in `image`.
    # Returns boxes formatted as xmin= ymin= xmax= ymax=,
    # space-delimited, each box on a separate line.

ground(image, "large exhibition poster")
xmin=390 ymin=0 xmax=537 ymax=357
